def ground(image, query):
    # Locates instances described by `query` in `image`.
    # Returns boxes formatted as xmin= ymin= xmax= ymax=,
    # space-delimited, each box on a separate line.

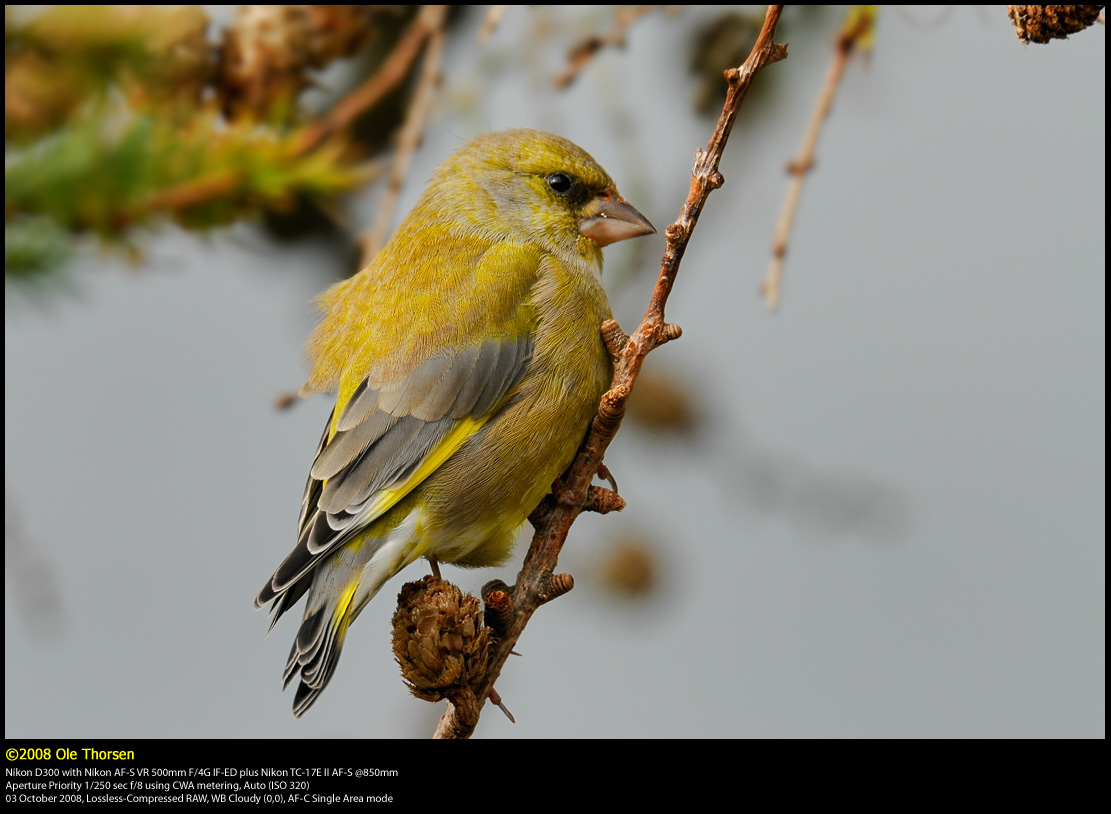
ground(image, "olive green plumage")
xmin=256 ymin=129 xmax=654 ymax=716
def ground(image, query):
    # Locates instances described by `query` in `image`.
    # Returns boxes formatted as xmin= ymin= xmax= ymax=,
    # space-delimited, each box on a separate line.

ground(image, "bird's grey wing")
xmin=255 ymin=335 xmax=532 ymax=613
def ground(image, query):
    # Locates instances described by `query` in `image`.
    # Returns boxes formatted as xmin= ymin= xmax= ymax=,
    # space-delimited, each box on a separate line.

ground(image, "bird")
xmin=255 ymin=128 xmax=655 ymax=717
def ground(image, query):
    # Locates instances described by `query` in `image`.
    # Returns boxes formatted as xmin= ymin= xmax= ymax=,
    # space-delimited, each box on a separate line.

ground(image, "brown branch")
xmin=761 ymin=6 xmax=876 ymax=311
xmin=433 ymin=4 xmax=787 ymax=739
xmin=293 ymin=5 xmax=449 ymax=157
xmin=135 ymin=170 xmax=240 ymax=220
xmin=477 ymin=5 xmax=509 ymax=44
xmin=554 ymin=5 xmax=671 ymax=89
xmin=358 ymin=8 xmax=447 ymax=265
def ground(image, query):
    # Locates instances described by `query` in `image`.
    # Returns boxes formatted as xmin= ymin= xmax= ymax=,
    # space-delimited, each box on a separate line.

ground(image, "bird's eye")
xmin=546 ymin=173 xmax=573 ymax=195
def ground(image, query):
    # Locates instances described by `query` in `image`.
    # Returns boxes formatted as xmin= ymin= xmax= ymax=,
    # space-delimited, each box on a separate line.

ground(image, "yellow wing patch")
xmin=332 ymin=415 xmax=486 ymax=533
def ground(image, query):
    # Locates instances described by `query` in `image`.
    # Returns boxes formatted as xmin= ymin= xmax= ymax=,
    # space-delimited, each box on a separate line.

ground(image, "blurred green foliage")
xmin=4 ymin=5 xmax=390 ymax=280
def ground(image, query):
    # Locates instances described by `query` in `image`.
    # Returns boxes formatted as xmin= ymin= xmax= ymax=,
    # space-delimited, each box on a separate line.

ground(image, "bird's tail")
xmin=282 ymin=530 xmax=412 ymax=717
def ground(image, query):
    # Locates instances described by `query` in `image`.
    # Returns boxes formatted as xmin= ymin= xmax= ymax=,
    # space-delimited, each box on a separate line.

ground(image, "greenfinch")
xmin=255 ymin=128 xmax=655 ymax=716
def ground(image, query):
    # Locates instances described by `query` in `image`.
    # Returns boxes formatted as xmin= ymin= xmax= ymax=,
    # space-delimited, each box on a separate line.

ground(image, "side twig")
xmin=477 ymin=5 xmax=509 ymax=44
xmin=555 ymin=5 xmax=670 ymax=89
xmin=293 ymin=5 xmax=449 ymax=157
xmin=762 ymin=6 xmax=876 ymax=311
xmin=358 ymin=9 xmax=447 ymax=266
xmin=433 ymin=4 xmax=787 ymax=740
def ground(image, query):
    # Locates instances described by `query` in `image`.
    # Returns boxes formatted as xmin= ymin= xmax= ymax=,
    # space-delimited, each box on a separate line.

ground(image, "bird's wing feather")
xmin=255 ymin=334 xmax=532 ymax=609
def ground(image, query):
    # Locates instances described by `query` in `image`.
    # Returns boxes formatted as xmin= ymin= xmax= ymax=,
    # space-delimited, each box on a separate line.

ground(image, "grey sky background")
xmin=5 ymin=7 xmax=1105 ymax=738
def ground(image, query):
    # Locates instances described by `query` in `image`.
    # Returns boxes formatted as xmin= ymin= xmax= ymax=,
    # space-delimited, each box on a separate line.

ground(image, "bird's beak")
xmin=579 ymin=188 xmax=656 ymax=247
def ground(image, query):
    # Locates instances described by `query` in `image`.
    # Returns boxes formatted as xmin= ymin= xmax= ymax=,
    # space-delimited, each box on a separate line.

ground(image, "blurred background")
xmin=5 ymin=5 xmax=1104 ymax=738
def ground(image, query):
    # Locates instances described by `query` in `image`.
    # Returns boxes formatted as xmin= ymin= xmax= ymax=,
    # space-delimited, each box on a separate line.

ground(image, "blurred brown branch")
xmin=358 ymin=6 xmax=449 ymax=264
xmin=554 ymin=5 xmax=672 ymax=89
xmin=762 ymin=6 xmax=876 ymax=312
xmin=293 ymin=5 xmax=448 ymax=156
xmin=477 ymin=5 xmax=509 ymax=44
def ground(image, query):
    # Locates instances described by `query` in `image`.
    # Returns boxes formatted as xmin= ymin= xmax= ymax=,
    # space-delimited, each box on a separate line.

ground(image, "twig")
xmin=358 ymin=9 xmax=447 ymax=265
xmin=294 ymin=5 xmax=448 ymax=157
xmin=477 ymin=5 xmax=508 ymax=44
xmin=554 ymin=5 xmax=669 ymax=89
xmin=135 ymin=171 xmax=239 ymax=221
xmin=761 ymin=7 xmax=876 ymax=311
xmin=433 ymin=4 xmax=787 ymax=739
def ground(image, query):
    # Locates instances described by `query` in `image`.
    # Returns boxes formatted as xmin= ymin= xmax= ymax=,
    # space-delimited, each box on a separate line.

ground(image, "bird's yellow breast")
xmin=418 ymin=252 xmax=613 ymax=567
